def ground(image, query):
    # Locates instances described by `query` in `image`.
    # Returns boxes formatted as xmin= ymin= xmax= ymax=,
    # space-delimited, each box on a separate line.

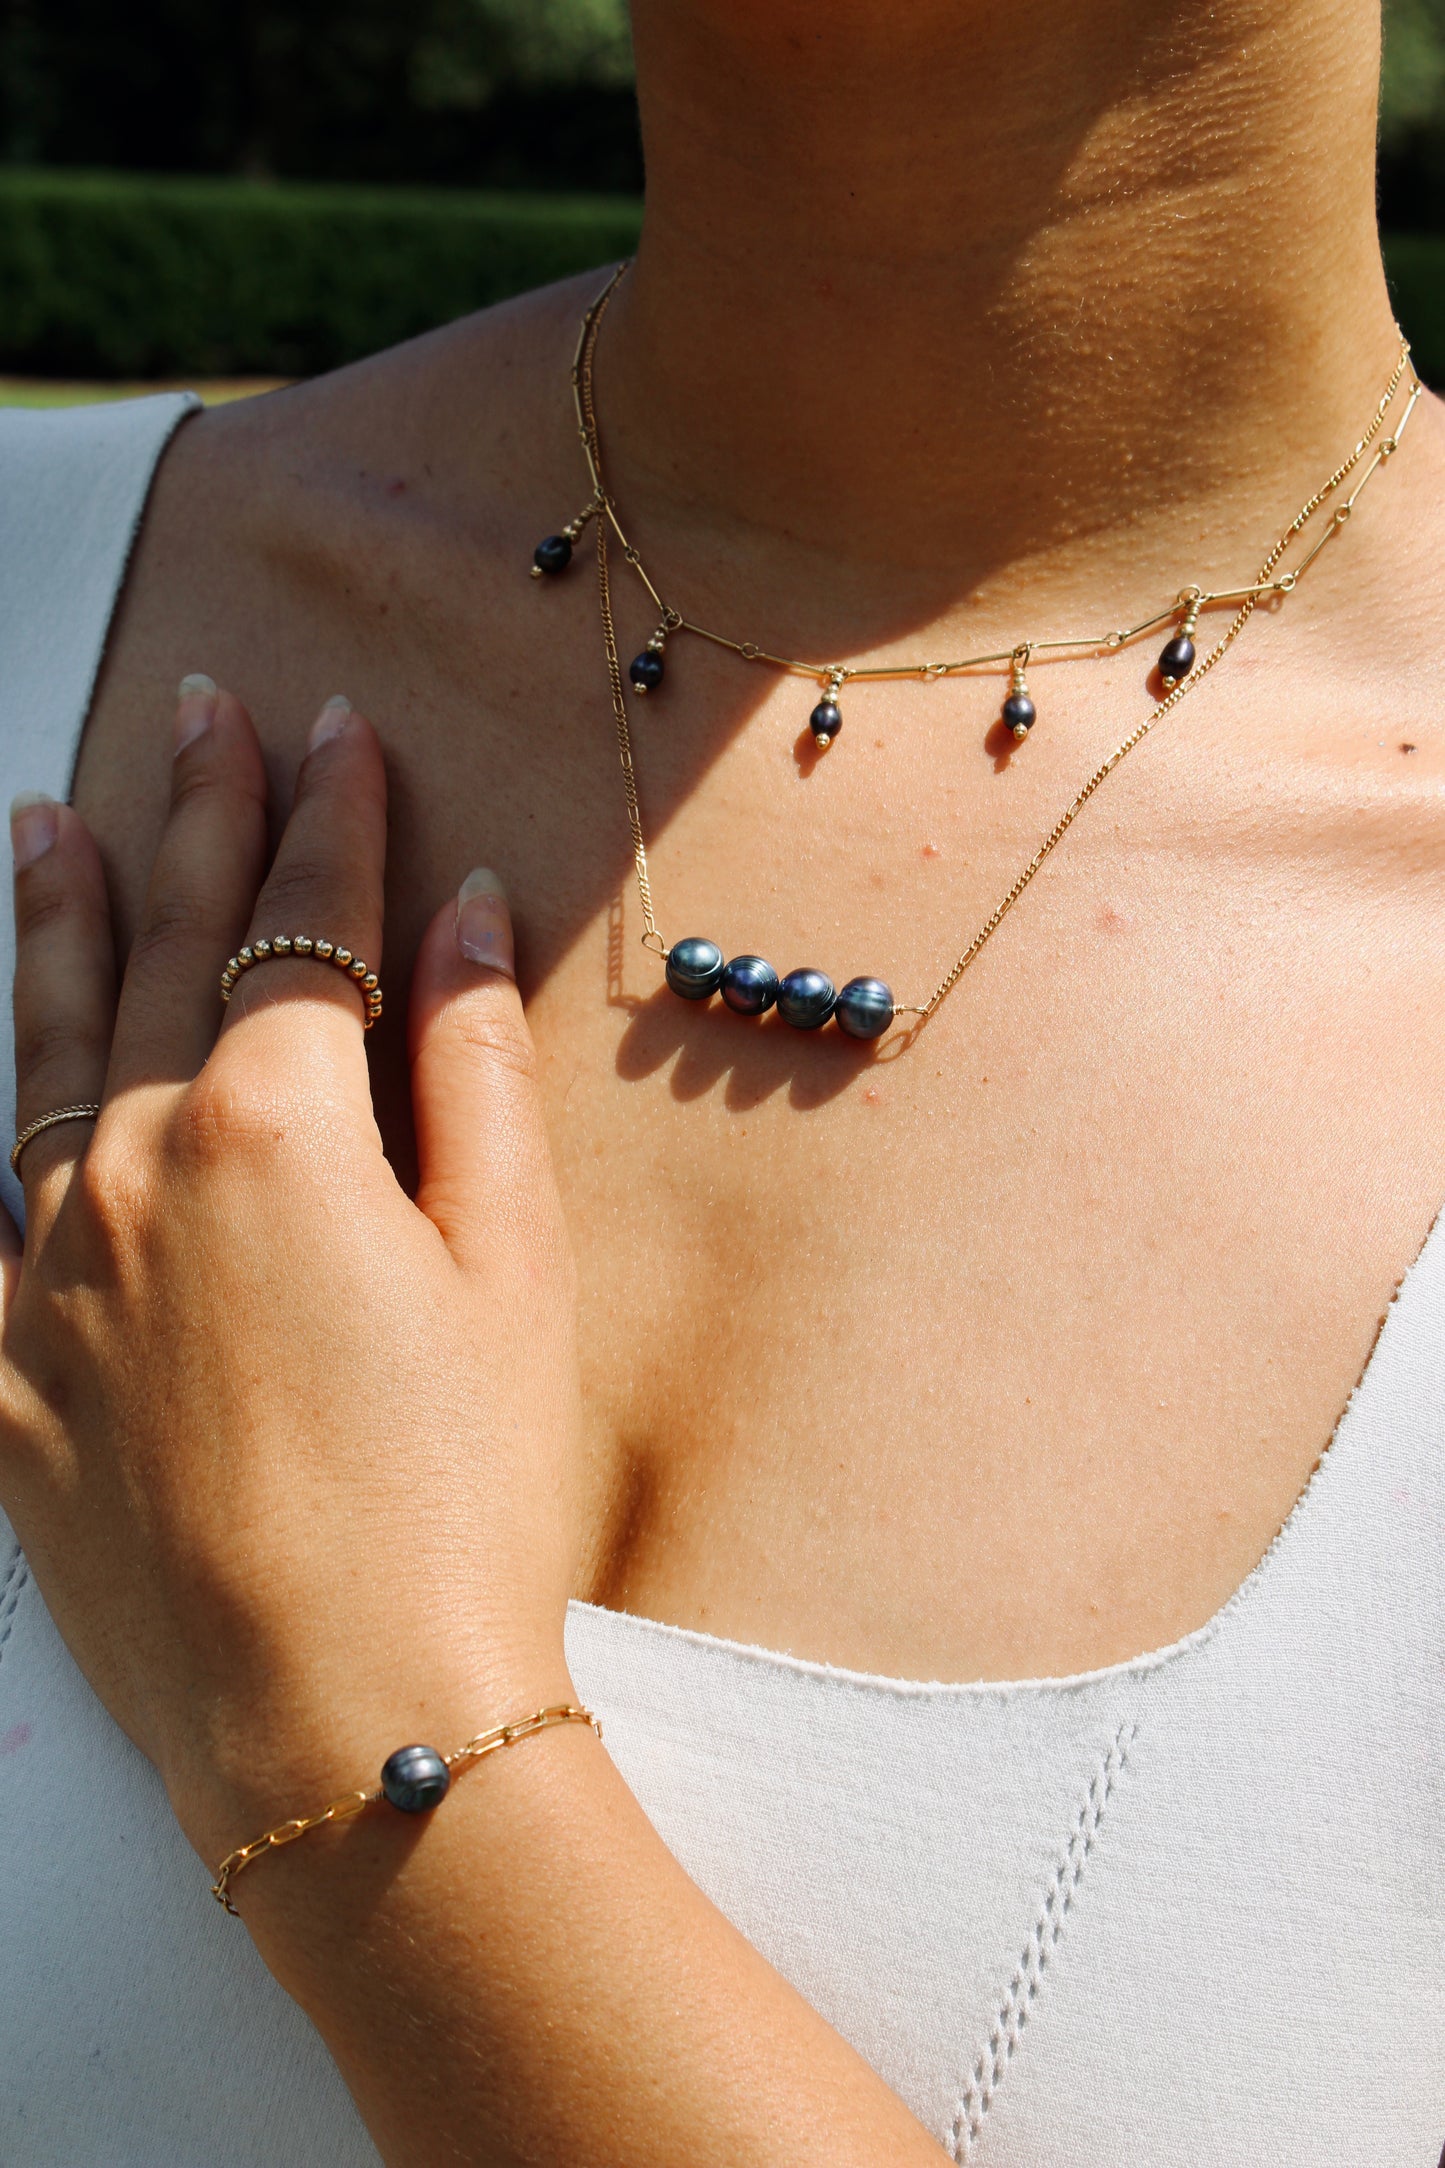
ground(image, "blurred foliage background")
xmin=1380 ymin=0 xmax=1445 ymax=223
xmin=0 ymin=0 xmax=1440 ymax=385
xmin=0 ymin=0 xmax=639 ymax=191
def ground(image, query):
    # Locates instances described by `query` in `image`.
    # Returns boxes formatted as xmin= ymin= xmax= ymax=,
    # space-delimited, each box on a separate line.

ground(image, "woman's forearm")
xmin=235 ymin=1720 xmax=945 ymax=2167
xmin=0 ymin=685 xmax=944 ymax=2164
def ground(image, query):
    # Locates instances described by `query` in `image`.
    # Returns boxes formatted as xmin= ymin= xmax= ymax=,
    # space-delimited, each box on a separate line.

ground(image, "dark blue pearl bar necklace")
xmin=665 ymin=938 xmax=894 ymax=1039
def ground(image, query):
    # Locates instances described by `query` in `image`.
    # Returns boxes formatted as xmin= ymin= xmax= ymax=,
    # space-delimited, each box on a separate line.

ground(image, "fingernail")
xmin=10 ymin=791 xmax=59 ymax=869
xmin=175 ymin=673 xmax=218 ymax=755
xmin=456 ymin=867 xmax=515 ymax=977
xmin=307 ymin=696 xmax=352 ymax=751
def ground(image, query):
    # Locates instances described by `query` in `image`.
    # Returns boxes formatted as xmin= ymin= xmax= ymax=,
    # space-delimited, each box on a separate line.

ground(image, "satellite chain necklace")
xmin=532 ymin=264 xmax=1421 ymax=1040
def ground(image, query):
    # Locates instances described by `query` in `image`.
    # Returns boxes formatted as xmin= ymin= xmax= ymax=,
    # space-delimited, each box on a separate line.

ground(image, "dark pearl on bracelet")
xmin=720 ymin=954 xmax=779 ymax=1015
xmin=777 ymin=967 xmax=837 ymax=1028
xmin=1002 ymin=692 xmax=1036 ymax=739
xmin=665 ymin=937 xmax=725 ymax=1000
xmin=834 ymin=977 xmax=895 ymax=1039
xmin=629 ymin=649 xmax=665 ymax=694
xmin=1158 ymin=633 xmax=1196 ymax=687
xmin=532 ymin=534 xmax=573 ymax=576
xmin=380 ymin=1744 xmax=451 ymax=1813
xmin=809 ymin=701 xmax=842 ymax=747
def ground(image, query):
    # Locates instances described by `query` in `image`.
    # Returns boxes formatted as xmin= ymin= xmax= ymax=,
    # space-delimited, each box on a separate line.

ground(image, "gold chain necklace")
xmin=533 ymin=266 xmax=1420 ymax=1040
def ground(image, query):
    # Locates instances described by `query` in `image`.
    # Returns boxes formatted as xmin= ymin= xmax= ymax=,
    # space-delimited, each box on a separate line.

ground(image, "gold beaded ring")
xmin=10 ymin=1102 xmax=102 ymax=1176
xmin=220 ymin=937 xmax=384 ymax=1030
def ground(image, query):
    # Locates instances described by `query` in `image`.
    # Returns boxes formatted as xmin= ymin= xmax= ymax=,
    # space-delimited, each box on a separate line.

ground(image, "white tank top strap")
xmin=0 ymin=393 xmax=199 ymax=1229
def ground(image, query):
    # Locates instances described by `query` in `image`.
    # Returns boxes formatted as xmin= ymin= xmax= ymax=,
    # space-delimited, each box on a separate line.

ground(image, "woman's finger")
xmin=9 ymin=793 xmax=116 ymax=1213
xmin=106 ymin=677 xmax=269 ymax=1092
xmin=409 ymin=870 xmax=567 ymax=1275
xmin=221 ymin=699 xmax=387 ymax=1048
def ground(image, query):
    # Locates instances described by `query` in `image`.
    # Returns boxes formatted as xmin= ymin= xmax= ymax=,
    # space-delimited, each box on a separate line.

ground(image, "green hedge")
xmin=0 ymin=169 xmax=643 ymax=378
xmin=0 ymin=167 xmax=1441 ymax=386
xmin=1383 ymin=232 xmax=1445 ymax=384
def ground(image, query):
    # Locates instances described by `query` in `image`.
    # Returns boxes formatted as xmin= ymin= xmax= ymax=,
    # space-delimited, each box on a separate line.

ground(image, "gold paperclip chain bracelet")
xmin=212 ymin=1702 xmax=601 ymax=1914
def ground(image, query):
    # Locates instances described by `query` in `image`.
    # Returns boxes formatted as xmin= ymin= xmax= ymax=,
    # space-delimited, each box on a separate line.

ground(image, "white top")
xmin=0 ymin=397 xmax=1441 ymax=2167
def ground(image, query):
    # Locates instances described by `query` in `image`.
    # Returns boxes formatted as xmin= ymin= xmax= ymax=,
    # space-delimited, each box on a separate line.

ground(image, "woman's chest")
xmin=80 ymin=488 xmax=1445 ymax=1683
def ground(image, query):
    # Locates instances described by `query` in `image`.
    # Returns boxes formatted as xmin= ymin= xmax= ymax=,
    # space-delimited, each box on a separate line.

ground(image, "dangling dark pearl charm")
xmin=1002 ymin=645 xmax=1035 ymax=740
xmin=1158 ymin=592 xmax=1201 ymax=689
xmin=630 ymin=649 xmax=665 ymax=694
xmin=532 ymin=534 xmax=573 ymax=577
xmin=809 ymin=671 xmax=845 ymax=749
xmin=630 ymin=622 xmax=669 ymax=695
xmin=1157 ymin=634 xmax=1195 ymax=687
xmin=530 ymin=502 xmax=597 ymax=578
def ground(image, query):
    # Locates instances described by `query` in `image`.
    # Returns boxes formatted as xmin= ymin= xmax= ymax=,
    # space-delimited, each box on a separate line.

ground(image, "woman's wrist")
xmin=170 ymin=1637 xmax=578 ymax=1866
xmin=211 ymin=1676 xmax=606 ymax=1965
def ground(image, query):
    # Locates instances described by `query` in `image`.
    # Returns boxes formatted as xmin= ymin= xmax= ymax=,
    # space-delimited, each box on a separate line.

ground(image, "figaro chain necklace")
xmin=532 ymin=264 xmax=1421 ymax=1040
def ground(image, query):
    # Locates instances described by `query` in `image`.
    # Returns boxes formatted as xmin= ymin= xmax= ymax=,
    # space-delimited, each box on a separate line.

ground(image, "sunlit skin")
xmin=5 ymin=2 xmax=1441 ymax=2160
xmin=73 ymin=0 xmax=1445 ymax=1690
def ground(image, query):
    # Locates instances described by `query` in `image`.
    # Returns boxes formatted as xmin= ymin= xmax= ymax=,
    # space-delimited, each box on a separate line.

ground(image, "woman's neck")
xmin=604 ymin=0 xmax=1398 ymax=615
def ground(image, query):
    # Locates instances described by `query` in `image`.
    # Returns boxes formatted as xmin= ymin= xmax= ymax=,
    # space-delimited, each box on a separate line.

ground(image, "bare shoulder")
xmin=77 ymin=270 xmax=609 ymax=930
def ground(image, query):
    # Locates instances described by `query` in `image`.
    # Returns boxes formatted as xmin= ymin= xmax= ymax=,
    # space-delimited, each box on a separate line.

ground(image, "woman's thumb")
xmin=409 ymin=869 xmax=566 ymax=1273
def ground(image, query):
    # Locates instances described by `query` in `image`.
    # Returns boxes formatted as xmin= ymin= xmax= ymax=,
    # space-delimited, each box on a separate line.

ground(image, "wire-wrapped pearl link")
xmin=219 ymin=936 xmax=384 ymax=1030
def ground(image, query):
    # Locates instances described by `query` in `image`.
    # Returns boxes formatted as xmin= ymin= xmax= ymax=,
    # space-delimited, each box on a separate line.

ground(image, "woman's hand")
xmin=0 ymin=677 xmax=948 ymax=2167
xmin=0 ymin=679 xmax=582 ymax=1854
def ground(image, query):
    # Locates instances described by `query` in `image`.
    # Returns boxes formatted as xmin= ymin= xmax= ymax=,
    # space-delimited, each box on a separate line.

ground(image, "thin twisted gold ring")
xmin=10 ymin=1103 xmax=102 ymax=1176
xmin=220 ymin=937 xmax=384 ymax=1030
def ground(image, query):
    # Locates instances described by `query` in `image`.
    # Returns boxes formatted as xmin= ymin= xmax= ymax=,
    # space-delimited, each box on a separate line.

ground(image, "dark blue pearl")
xmin=380 ymin=1744 xmax=451 ymax=1813
xmin=630 ymin=650 xmax=665 ymax=693
xmin=1158 ymin=633 xmax=1196 ymax=684
xmin=834 ymin=977 xmax=894 ymax=1039
xmin=1002 ymin=692 xmax=1036 ymax=738
xmin=665 ymin=937 xmax=725 ymax=1000
xmin=777 ymin=967 xmax=837 ymax=1028
xmin=809 ymin=701 xmax=842 ymax=743
xmin=720 ymin=954 xmax=779 ymax=1015
xmin=533 ymin=534 xmax=572 ymax=575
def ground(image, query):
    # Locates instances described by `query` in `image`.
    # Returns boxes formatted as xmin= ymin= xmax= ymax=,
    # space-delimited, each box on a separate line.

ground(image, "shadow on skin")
xmin=614 ymin=981 xmax=891 ymax=1111
xmin=984 ymin=713 xmax=1022 ymax=772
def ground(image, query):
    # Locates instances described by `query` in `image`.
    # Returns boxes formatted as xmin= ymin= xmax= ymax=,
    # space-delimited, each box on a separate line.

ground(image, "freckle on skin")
xmin=921 ymin=841 xmax=941 ymax=859
xmin=863 ymin=1086 xmax=880 ymax=1104
xmin=386 ymin=478 xmax=407 ymax=497
xmin=1400 ymin=742 xmax=1416 ymax=753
